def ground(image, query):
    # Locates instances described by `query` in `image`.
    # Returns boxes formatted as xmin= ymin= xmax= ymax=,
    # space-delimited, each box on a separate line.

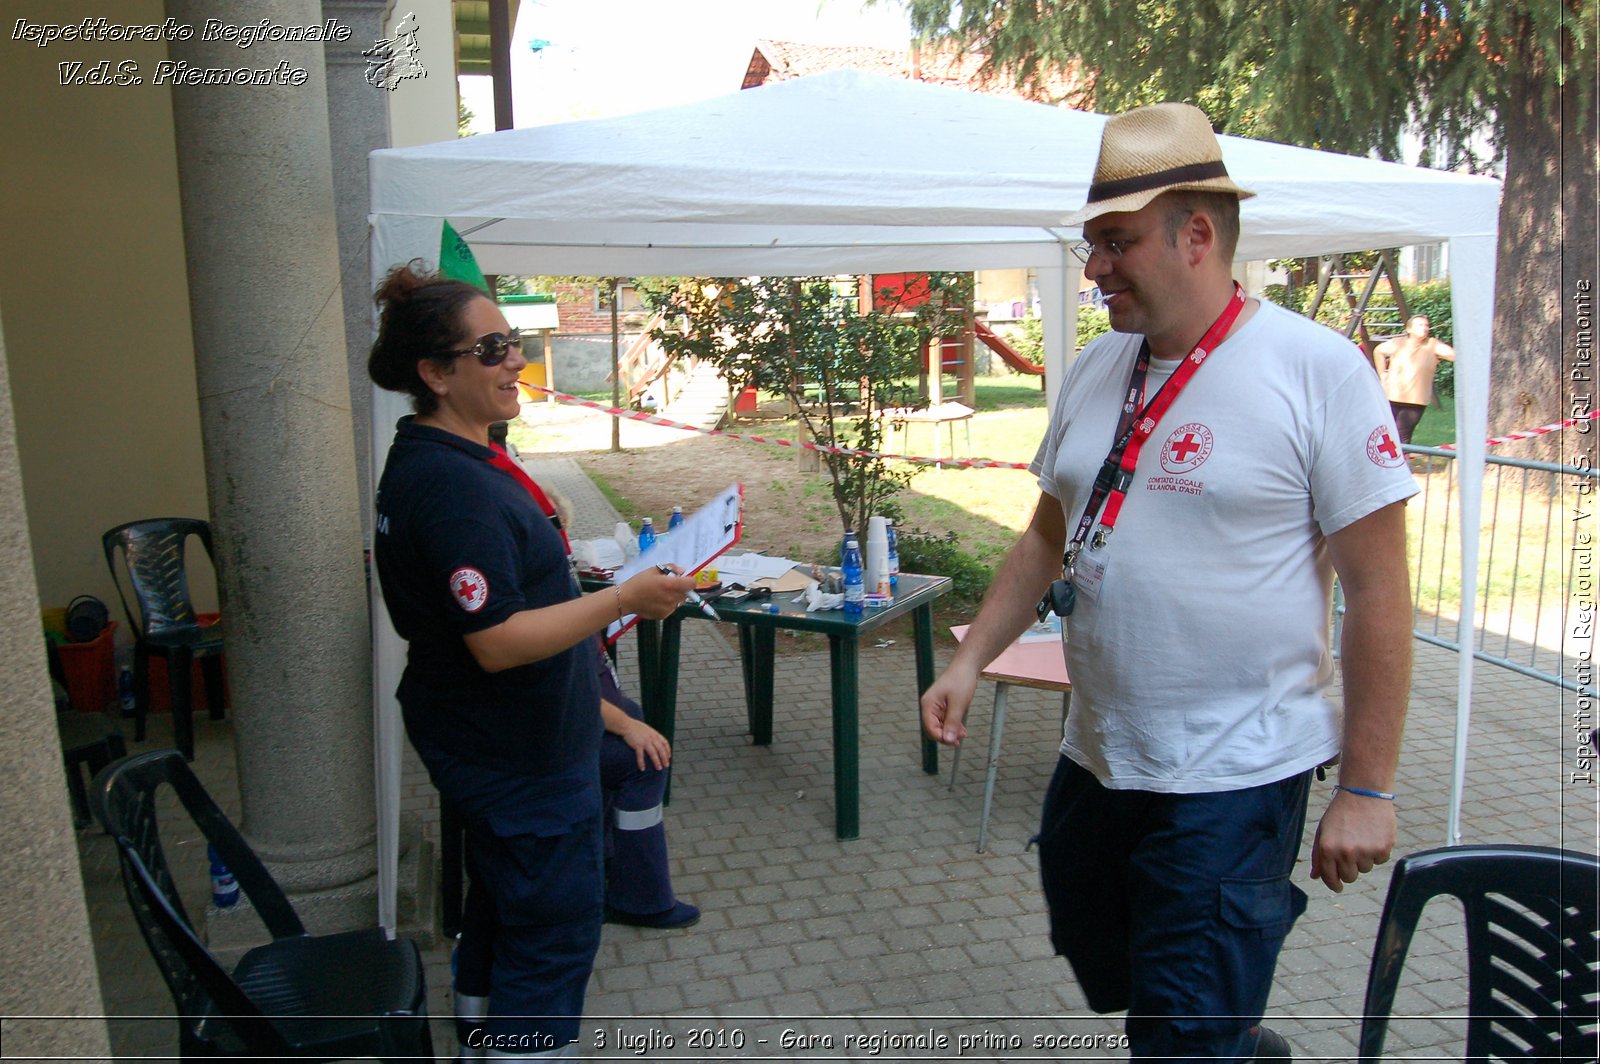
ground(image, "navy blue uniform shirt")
xmin=374 ymin=417 xmax=600 ymax=820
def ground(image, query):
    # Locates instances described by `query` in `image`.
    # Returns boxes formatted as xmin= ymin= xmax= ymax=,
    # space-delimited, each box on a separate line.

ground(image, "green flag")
xmin=439 ymin=220 xmax=489 ymax=292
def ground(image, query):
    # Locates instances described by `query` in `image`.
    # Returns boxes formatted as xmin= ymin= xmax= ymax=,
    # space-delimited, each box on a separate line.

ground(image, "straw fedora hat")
xmin=1065 ymin=102 xmax=1254 ymax=226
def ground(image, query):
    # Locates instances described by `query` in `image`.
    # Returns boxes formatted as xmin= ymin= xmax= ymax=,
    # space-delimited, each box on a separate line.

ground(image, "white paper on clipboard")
xmin=606 ymin=483 xmax=743 ymax=642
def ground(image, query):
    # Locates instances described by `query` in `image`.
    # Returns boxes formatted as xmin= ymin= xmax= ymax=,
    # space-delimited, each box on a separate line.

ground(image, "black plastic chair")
xmin=102 ymin=518 xmax=227 ymax=758
xmin=90 ymin=750 xmax=433 ymax=1061
xmin=1358 ymin=844 xmax=1600 ymax=1061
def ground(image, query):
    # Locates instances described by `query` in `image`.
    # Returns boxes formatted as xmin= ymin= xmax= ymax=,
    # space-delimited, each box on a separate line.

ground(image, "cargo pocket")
xmin=1219 ymin=873 xmax=1307 ymax=939
xmin=481 ymin=815 xmax=604 ymax=928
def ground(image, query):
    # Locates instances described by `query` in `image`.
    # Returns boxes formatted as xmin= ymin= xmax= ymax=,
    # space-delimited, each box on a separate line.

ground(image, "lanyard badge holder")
xmin=1036 ymin=284 xmax=1245 ymax=629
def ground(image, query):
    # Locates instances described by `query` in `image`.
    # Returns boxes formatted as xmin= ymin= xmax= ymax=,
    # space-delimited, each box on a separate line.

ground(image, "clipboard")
xmin=606 ymin=483 xmax=743 ymax=642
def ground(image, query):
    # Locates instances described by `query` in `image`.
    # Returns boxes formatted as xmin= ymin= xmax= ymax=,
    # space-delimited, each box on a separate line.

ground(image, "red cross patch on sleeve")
xmin=1366 ymin=426 xmax=1405 ymax=467
xmin=449 ymin=567 xmax=490 ymax=612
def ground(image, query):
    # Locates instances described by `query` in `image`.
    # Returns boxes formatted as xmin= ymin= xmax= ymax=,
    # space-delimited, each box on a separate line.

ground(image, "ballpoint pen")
xmin=657 ymin=563 xmax=719 ymax=621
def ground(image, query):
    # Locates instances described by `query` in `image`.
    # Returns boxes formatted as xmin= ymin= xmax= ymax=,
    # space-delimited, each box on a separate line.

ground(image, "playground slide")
xmin=973 ymin=319 xmax=1044 ymax=376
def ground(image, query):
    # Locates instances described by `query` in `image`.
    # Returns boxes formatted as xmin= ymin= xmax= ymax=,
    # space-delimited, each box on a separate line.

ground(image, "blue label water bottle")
xmin=208 ymin=844 xmax=239 ymax=908
xmin=637 ymin=517 xmax=656 ymax=553
xmin=117 ymin=666 xmax=136 ymax=715
xmin=667 ymin=505 xmax=685 ymax=531
xmin=841 ymin=531 xmax=864 ymax=616
xmin=885 ymin=519 xmax=900 ymax=588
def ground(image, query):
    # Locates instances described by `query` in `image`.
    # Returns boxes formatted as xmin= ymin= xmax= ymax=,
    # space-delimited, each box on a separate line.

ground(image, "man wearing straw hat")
xmin=923 ymin=103 xmax=1416 ymax=1060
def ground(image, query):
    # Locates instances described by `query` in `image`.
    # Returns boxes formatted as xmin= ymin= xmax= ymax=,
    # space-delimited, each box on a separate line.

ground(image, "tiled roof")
xmin=743 ymin=38 xmax=1087 ymax=106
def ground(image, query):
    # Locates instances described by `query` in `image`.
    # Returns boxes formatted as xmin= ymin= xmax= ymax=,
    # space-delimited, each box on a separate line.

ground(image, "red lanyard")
xmin=489 ymin=442 xmax=612 ymax=653
xmin=487 ymin=446 xmax=571 ymax=555
xmin=1065 ymin=283 xmax=1245 ymax=566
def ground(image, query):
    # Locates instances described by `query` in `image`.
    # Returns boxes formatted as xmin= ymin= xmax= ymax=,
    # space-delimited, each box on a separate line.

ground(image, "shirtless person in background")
xmin=1374 ymin=314 xmax=1455 ymax=443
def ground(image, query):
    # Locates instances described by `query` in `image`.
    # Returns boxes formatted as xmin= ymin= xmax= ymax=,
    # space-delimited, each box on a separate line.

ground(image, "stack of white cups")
xmin=865 ymin=515 xmax=893 ymax=604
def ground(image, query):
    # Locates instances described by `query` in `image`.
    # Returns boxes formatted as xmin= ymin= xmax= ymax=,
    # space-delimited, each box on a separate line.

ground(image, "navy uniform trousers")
xmin=1037 ymin=756 xmax=1313 ymax=1063
xmin=455 ymin=650 xmax=678 ymax=1055
xmin=443 ymin=769 xmax=602 ymax=1059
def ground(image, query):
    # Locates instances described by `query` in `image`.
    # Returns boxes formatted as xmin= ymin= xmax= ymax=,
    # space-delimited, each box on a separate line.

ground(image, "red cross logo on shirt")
xmin=1366 ymin=426 xmax=1405 ymax=467
xmin=1160 ymin=422 xmax=1213 ymax=474
xmin=1171 ymin=432 xmax=1204 ymax=462
xmin=449 ymin=567 xmax=490 ymax=612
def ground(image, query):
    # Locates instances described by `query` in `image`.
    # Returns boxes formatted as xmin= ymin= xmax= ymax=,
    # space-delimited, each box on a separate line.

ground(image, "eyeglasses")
xmin=1071 ymin=209 xmax=1191 ymax=265
xmin=446 ymin=330 xmax=522 ymax=367
xmin=1068 ymin=237 xmax=1135 ymax=265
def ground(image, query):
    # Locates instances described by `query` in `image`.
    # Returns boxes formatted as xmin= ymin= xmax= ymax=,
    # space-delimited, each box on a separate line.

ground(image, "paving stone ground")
xmin=75 ymin=455 xmax=1597 ymax=1062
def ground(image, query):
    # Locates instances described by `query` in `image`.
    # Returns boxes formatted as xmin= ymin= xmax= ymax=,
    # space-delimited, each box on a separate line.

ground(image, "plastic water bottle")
xmin=637 ymin=517 xmax=656 ymax=553
xmin=667 ymin=505 xmax=685 ymax=531
xmin=117 ymin=666 xmax=136 ymax=715
xmin=208 ymin=844 xmax=239 ymax=908
xmin=841 ymin=531 xmax=864 ymax=616
xmin=885 ymin=519 xmax=900 ymax=588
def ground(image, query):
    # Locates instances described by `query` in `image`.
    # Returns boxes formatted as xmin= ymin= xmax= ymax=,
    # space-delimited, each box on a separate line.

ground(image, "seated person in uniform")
xmin=548 ymin=484 xmax=699 ymax=929
xmin=595 ymin=638 xmax=700 ymax=928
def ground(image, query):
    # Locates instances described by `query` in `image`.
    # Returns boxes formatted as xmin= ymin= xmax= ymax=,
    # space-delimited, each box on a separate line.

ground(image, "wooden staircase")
xmin=660 ymin=359 xmax=730 ymax=431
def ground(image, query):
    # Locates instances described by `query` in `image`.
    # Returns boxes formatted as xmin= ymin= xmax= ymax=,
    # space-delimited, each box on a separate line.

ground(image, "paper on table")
xmin=716 ymin=553 xmax=804 ymax=581
xmin=1017 ymin=615 xmax=1063 ymax=642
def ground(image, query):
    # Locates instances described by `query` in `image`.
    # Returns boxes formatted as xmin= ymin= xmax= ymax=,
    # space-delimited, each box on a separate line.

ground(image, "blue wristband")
xmin=1332 ymin=784 xmax=1396 ymax=801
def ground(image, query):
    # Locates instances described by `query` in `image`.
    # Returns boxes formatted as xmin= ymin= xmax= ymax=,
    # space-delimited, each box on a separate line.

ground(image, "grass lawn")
xmin=1409 ymin=390 xmax=1457 ymax=449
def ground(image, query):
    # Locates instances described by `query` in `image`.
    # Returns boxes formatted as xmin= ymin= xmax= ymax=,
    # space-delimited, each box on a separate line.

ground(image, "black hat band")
xmin=1086 ymin=160 xmax=1232 ymax=204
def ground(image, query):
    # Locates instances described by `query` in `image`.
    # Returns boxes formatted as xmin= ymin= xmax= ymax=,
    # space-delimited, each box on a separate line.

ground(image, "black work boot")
xmin=1249 ymin=1025 xmax=1293 ymax=1060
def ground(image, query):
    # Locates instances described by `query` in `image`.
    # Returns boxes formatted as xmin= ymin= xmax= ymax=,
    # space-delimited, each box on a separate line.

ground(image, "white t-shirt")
xmin=1031 ymin=299 xmax=1417 ymax=792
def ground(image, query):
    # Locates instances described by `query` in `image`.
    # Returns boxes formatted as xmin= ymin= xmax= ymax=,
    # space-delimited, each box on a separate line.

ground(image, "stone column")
xmin=323 ymin=0 xmax=393 ymax=537
xmin=0 ymin=310 xmax=113 ymax=1059
xmin=165 ymin=0 xmax=375 ymax=932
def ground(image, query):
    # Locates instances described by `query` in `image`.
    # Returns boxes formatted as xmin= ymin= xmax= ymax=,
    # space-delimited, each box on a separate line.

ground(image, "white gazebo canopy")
xmin=368 ymin=70 xmax=1501 ymax=928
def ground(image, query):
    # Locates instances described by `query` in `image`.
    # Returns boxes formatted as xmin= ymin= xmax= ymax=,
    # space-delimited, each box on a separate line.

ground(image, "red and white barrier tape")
xmin=1438 ymin=410 xmax=1597 ymax=451
xmin=521 ymin=383 xmax=1593 ymax=464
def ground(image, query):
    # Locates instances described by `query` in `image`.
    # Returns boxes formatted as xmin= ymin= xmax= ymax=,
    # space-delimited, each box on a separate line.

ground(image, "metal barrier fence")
xmin=1399 ymin=443 xmax=1594 ymax=697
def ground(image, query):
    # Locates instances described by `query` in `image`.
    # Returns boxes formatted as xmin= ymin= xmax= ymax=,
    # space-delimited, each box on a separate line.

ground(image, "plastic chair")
xmin=103 ymin=518 xmax=227 ymax=759
xmin=91 ymin=749 xmax=433 ymax=1061
xmin=1358 ymin=844 xmax=1599 ymax=1061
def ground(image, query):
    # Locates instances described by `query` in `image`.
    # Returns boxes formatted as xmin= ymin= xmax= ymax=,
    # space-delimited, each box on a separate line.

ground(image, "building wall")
xmin=0 ymin=0 xmax=215 ymax=620
xmin=385 ymin=0 xmax=458 ymax=148
xmin=0 ymin=303 xmax=113 ymax=1061
xmin=974 ymin=268 xmax=1034 ymax=321
xmin=547 ymin=334 xmax=642 ymax=394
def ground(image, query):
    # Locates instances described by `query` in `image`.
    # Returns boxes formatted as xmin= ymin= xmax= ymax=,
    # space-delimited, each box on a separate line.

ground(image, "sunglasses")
xmin=446 ymin=330 xmax=522 ymax=367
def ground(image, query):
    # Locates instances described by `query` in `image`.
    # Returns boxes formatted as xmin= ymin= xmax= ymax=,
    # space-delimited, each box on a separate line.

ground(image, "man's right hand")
xmin=921 ymin=665 xmax=980 ymax=747
xmin=918 ymin=490 xmax=1067 ymax=748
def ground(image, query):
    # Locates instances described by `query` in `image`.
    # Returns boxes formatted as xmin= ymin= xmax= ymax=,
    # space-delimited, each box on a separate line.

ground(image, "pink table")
xmin=950 ymin=624 xmax=1071 ymax=851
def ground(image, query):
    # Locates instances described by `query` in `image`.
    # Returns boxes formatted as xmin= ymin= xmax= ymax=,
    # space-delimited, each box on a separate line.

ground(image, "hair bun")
xmin=373 ymin=259 xmax=440 ymax=307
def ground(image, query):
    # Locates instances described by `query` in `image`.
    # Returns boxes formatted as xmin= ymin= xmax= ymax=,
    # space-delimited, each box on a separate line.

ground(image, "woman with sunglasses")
xmin=368 ymin=262 xmax=693 ymax=1060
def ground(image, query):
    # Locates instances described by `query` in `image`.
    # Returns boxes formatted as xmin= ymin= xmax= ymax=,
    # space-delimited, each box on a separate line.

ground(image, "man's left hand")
xmin=1309 ymin=788 xmax=1396 ymax=892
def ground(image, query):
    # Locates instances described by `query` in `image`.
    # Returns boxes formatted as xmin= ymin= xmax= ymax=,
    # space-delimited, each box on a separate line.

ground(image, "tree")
xmin=649 ymin=274 xmax=971 ymax=535
xmin=893 ymin=0 xmax=1595 ymax=459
